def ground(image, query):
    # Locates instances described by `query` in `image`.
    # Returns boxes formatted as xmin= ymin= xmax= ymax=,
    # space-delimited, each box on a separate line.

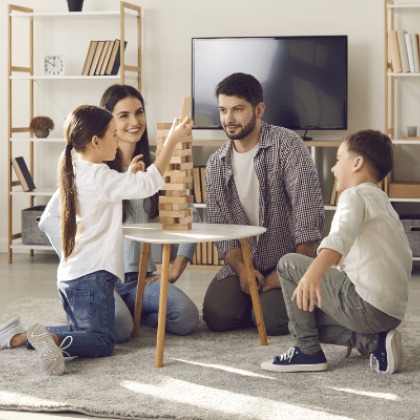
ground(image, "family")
xmin=0 ymin=72 xmax=412 ymax=377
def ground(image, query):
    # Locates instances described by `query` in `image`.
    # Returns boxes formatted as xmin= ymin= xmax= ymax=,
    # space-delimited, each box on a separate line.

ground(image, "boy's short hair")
xmin=345 ymin=129 xmax=393 ymax=181
xmin=215 ymin=72 xmax=264 ymax=107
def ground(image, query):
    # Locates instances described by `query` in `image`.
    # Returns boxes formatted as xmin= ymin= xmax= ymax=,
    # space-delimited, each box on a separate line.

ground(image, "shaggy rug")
xmin=0 ymin=297 xmax=419 ymax=420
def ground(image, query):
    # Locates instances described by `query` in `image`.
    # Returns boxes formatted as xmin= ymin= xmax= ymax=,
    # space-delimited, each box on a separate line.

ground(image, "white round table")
xmin=123 ymin=223 xmax=268 ymax=368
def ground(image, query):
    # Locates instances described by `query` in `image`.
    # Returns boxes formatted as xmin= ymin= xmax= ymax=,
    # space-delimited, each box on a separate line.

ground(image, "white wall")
xmin=0 ymin=0 xmax=385 ymax=252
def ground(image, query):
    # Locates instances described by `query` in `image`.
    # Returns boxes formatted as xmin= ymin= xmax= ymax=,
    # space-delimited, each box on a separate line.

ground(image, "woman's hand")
xmin=128 ymin=154 xmax=145 ymax=174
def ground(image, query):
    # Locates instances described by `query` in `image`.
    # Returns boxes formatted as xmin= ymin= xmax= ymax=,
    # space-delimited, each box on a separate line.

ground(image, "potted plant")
xmin=29 ymin=116 xmax=55 ymax=138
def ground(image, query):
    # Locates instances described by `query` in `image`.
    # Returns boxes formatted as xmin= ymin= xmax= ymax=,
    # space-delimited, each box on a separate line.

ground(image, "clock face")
xmin=44 ymin=55 xmax=65 ymax=76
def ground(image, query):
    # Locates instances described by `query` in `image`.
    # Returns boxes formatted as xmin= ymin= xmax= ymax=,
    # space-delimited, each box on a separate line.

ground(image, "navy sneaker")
xmin=260 ymin=346 xmax=328 ymax=373
xmin=370 ymin=329 xmax=402 ymax=374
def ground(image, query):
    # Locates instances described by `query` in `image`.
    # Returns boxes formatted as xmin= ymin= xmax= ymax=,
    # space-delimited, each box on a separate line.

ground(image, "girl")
xmin=38 ymin=85 xmax=200 ymax=341
xmin=0 ymin=105 xmax=192 ymax=375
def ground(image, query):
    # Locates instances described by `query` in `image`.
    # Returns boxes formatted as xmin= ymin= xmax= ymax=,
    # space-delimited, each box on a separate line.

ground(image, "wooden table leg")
xmin=239 ymin=238 xmax=268 ymax=346
xmin=155 ymin=243 xmax=171 ymax=368
xmin=133 ymin=242 xmax=151 ymax=338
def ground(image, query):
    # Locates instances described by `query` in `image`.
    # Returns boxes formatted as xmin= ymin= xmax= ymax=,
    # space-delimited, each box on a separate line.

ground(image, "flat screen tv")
xmin=191 ymin=36 xmax=348 ymax=134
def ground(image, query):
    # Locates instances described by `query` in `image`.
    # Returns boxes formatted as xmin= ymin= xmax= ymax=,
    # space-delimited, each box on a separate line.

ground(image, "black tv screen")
xmin=192 ymin=36 xmax=348 ymax=131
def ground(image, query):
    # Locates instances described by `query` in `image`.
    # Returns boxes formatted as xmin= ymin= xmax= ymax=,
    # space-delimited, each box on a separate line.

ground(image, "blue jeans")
xmin=115 ymin=272 xmax=199 ymax=336
xmin=45 ymin=270 xmax=117 ymax=358
xmin=278 ymin=254 xmax=401 ymax=354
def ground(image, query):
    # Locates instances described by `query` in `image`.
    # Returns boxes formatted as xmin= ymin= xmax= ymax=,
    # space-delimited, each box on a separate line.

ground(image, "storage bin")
xmin=21 ymin=205 xmax=49 ymax=245
xmin=401 ymin=216 xmax=420 ymax=257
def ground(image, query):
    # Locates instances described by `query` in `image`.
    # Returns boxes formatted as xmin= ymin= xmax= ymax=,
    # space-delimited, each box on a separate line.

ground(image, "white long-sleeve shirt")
xmin=57 ymin=161 xmax=163 ymax=282
xmin=318 ymin=183 xmax=412 ymax=320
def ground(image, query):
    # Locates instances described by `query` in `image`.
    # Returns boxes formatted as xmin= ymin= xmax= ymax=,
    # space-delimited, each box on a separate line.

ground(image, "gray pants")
xmin=278 ymin=253 xmax=401 ymax=354
xmin=202 ymin=274 xmax=289 ymax=336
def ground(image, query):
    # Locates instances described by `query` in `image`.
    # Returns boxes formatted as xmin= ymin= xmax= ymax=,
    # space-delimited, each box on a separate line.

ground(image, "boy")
xmin=261 ymin=129 xmax=412 ymax=374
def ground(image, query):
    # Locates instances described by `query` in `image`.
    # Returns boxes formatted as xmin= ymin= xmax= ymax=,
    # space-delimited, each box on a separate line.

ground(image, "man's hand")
xmin=261 ymin=271 xmax=281 ymax=292
xmin=238 ymin=269 xmax=265 ymax=294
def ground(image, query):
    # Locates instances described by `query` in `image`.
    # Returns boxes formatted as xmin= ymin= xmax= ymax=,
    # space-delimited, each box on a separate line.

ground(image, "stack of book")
xmin=388 ymin=30 xmax=420 ymax=73
xmin=191 ymin=242 xmax=224 ymax=266
xmin=81 ymin=39 xmax=127 ymax=76
xmin=192 ymin=166 xmax=207 ymax=203
xmin=11 ymin=156 xmax=36 ymax=192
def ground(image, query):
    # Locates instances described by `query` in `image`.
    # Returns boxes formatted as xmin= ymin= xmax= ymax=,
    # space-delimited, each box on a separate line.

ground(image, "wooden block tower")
xmin=156 ymin=98 xmax=194 ymax=230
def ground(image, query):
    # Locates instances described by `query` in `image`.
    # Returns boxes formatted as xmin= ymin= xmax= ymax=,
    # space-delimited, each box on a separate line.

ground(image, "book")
xmin=99 ymin=40 xmax=113 ymax=75
xmin=193 ymin=167 xmax=202 ymax=203
xmin=200 ymin=166 xmax=206 ymax=203
xmin=397 ymin=30 xmax=410 ymax=72
xmin=95 ymin=40 xmax=112 ymax=75
xmin=106 ymin=39 xmax=127 ymax=76
xmin=388 ymin=30 xmax=402 ymax=73
xmin=411 ymin=33 xmax=420 ymax=73
xmin=89 ymin=40 xmax=105 ymax=76
xmin=11 ymin=156 xmax=36 ymax=192
xmin=405 ymin=33 xmax=415 ymax=73
xmin=81 ymin=40 xmax=98 ymax=75
xmin=329 ymin=178 xmax=338 ymax=206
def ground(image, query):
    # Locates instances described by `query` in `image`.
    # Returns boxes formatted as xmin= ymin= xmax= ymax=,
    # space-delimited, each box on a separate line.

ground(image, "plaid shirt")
xmin=206 ymin=122 xmax=325 ymax=280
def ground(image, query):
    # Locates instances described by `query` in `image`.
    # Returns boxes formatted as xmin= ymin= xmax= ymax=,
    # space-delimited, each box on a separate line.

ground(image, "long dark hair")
xmin=100 ymin=84 xmax=157 ymax=220
xmin=58 ymin=105 xmax=113 ymax=259
xmin=100 ymin=84 xmax=152 ymax=170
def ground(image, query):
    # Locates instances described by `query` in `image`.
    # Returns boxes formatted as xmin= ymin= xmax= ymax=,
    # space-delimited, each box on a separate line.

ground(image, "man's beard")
xmin=223 ymin=112 xmax=257 ymax=141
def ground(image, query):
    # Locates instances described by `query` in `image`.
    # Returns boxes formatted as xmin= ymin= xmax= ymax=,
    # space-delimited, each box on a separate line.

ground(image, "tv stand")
xmin=302 ymin=130 xmax=313 ymax=141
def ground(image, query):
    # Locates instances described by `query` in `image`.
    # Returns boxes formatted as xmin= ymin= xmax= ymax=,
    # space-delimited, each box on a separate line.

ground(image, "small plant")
xmin=30 ymin=116 xmax=55 ymax=131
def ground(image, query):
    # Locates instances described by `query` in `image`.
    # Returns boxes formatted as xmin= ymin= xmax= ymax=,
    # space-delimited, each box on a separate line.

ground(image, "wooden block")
xmin=162 ymin=223 xmax=192 ymax=231
xmin=159 ymin=209 xmax=192 ymax=218
xmin=164 ymin=182 xmax=193 ymax=191
xmin=159 ymin=195 xmax=189 ymax=204
xmin=164 ymin=174 xmax=194 ymax=184
xmin=180 ymin=97 xmax=192 ymax=120
xmin=160 ymin=216 xmax=193 ymax=225
xmin=168 ymin=162 xmax=194 ymax=171
xmin=158 ymin=202 xmax=188 ymax=211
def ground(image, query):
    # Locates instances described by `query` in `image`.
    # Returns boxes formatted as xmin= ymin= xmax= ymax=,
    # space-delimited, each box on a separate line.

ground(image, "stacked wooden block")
xmin=156 ymin=98 xmax=194 ymax=230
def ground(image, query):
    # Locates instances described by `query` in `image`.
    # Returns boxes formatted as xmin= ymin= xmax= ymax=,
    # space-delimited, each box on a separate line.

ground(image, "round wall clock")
xmin=44 ymin=55 xmax=65 ymax=76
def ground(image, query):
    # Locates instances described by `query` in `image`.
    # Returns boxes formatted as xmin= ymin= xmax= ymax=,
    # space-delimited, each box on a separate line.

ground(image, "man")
xmin=203 ymin=72 xmax=325 ymax=335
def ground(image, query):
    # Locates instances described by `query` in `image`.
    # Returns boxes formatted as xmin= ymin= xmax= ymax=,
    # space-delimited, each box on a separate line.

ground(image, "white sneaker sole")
xmin=371 ymin=329 xmax=403 ymax=374
xmin=260 ymin=359 xmax=328 ymax=373
xmin=27 ymin=323 xmax=65 ymax=376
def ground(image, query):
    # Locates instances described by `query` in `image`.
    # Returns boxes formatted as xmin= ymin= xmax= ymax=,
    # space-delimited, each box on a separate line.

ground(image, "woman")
xmin=39 ymin=85 xmax=200 ymax=342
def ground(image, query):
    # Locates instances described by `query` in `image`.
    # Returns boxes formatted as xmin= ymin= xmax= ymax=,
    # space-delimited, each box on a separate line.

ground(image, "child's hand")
xmin=291 ymin=273 xmax=322 ymax=311
xmin=128 ymin=154 xmax=145 ymax=174
xmin=166 ymin=116 xmax=193 ymax=144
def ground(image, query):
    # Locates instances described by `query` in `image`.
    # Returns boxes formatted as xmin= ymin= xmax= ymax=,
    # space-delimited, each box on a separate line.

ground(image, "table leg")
xmin=155 ymin=243 xmax=171 ymax=368
xmin=133 ymin=242 xmax=151 ymax=338
xmin=239 ymin=238 xmax=268 ymax=346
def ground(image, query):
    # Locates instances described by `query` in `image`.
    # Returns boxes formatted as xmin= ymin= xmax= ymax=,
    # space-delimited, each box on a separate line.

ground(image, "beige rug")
xmin=0 ymin=297 xmax=419 ymax=420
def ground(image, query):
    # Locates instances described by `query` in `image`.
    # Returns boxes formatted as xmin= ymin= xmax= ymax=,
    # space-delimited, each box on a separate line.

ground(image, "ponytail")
xmin=58 ymin=105 xmax=113 ymax=259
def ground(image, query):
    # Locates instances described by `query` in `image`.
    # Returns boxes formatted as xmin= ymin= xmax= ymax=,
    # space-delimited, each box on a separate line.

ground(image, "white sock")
xmin=0 ymin=316 xmax=26 ymax=349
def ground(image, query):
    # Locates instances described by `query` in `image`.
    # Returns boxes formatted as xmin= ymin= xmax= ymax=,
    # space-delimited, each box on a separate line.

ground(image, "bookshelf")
xmin=385 ymin=0 xmax=420 ymax=262
xmin=7 ymin=2 xmax=141 ymax=263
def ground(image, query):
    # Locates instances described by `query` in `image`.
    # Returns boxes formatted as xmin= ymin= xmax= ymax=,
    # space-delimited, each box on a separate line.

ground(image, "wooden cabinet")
xmin=7 ymin=2 xmax=141 ymax=262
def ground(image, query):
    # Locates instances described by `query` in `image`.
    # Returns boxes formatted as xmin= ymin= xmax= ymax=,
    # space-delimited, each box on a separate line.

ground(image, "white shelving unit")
xmin=385 ymin=0 xmax=420 ymax=262
xmin=7 ymin=1 xmax=141 ymax=263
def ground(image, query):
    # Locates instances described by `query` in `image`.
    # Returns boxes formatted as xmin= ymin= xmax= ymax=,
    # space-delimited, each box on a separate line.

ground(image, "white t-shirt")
xmin=57 ymin=161 xmax=163 ymax=282
xmin=231 ymin=144 xmax=260 ymax=227
xmin=318 ymin=182 xmax=412 ymax=319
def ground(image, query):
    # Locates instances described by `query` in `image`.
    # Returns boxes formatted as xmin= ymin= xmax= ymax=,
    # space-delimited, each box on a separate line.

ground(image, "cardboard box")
xmin=21 ymin=205 xmax=49 ymax=245
xmin=388 ymin=182 xmax=420 ymax=199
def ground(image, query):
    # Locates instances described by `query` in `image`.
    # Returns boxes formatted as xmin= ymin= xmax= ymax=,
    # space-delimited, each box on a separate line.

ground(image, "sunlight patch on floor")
xmin=330 ymin=387 xmax=400 ymax=401
xmin=0 ymin=391 xmax=66 ymax=408
xmin=169 ymin=357 xmax=276 ymax=379
xmin=121 ymin=378 xmax=354 ymax=419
